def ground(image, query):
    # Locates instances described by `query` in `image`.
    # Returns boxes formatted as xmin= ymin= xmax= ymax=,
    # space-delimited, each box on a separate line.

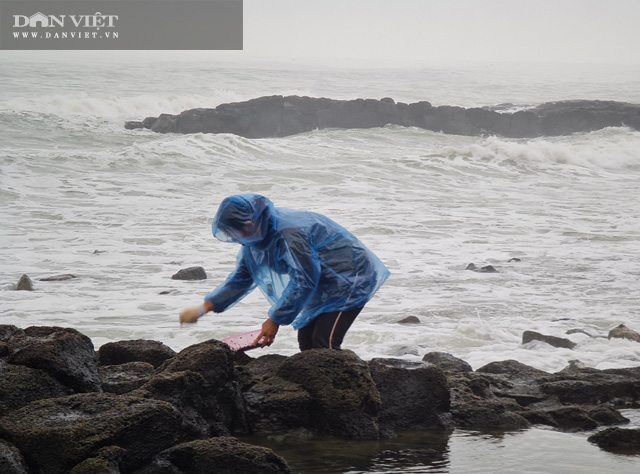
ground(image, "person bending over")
xmin=179 ymin=194 xmax=389 ymax=351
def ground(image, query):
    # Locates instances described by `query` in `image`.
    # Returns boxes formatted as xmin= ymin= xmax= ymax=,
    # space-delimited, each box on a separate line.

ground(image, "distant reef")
xmin=125 ymin=96 xmax=640 ymax=138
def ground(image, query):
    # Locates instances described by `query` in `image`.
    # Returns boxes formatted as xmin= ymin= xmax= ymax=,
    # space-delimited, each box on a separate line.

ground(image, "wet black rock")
xmin=588 ymin=427 xmax=640 ymax=452
xmin=171 ymin=266 xmax=207 ymax=280
xmin=465 ymin=263 xmax=499 ymax=273
xmin=0 ymin=393 xmax=196 ymax=474
xmin=39 ymin=274 xmax=77 ymax=281
xmin=397 ymin=316 xmax=421 ymax=324
xmin=7 ymin=326 xmax=101 ymax=393
xmin=522 ymin=330 xmax=577 ymax=350
xmin=368 ymin=359 xmax=453 ymax=431
xmin=98 ymin=339 xmax=177 ymax=368
xmin=423 ymin=352 xmax=473 ymax=373
xmin=0 ymin=360 xmax=74 ymax=416
xmin=276 ymin=349 xmax=382 ymax=439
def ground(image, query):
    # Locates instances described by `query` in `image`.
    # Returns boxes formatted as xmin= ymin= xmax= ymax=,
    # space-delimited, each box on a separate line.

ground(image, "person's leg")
xmin=309 ymin=308 xmax=363 ymax=350
xmin=297 ymin=318 xmax=316 ymax=351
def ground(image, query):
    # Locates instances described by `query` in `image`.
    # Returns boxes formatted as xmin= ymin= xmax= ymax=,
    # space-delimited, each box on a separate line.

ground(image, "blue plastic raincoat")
xmin=204 ymin=194 xmax=390 ymax=330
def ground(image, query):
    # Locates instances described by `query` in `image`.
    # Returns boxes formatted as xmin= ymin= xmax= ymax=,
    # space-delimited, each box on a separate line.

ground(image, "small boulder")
xmin=172 ymin=266 xmax=207 ymax=280
xmin=7 ymin=326 xmax=101 ymax=393
xmin=608 ymin=324 xmax=640 ymax=343
xmin=136 ymin=437 xmax=292 ymax=474
xmin=423 ymin=352 xmax=473 ymax=373
xmin=522 ymin=330 xmax=576 ymax=349
xmin=397 ymin=316 xmax=420 ymax=324
xmin=588 ymin=427 xmax=640 ymax=452
xmin=39 ymin=274 xmax=76 ymax=281
xmin=15 ymin=275 xmax=33 ymax=291
xmin=98 ymin=339 xmax=176 ymax=368
xmin=465 ymin=264 xmax=499 ymax=273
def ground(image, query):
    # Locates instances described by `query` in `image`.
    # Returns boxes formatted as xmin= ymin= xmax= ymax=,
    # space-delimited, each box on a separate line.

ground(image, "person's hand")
xmin=179 ymin=302 xmax=213 ymax=325
xmin=254 ymin=318 xmax=279 ymax=347
xmin=179 ymin=307 xmax=202 ymax=324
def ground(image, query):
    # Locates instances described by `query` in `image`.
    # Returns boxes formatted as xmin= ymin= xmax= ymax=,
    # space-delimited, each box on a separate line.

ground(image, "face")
xmin=223 ymin=219 xmax=263 ymax=245
xmin=238 ymin=220 xmax=256 ymax=237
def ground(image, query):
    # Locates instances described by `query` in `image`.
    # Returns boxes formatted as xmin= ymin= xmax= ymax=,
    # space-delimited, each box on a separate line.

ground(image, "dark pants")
xmin=297 ymin=308 xmax=363 ymax=351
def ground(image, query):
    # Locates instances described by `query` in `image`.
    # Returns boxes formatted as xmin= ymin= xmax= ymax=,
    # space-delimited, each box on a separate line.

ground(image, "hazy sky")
xmin=242 ymin=0 xmax=640 ymax=66
xmin=1 ymin=0 xmax=638 ymax=68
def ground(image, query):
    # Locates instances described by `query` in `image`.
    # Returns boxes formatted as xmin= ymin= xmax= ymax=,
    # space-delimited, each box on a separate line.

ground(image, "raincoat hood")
xmin=212 ymin=194 xmax=274 ymax=246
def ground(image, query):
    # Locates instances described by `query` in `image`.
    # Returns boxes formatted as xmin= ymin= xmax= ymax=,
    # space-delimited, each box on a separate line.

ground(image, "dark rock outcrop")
xmin=2 ymin=325 xmax=640 ymax=472
xmin=0 ymin=393 xmax=197 ymax=474
xmin=125 ymin=97 xmax=640 ymax=139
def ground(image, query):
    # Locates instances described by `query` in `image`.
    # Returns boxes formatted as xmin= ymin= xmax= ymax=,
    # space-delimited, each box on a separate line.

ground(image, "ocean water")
xmin=1 ymin=54 xmax=640 ymax=472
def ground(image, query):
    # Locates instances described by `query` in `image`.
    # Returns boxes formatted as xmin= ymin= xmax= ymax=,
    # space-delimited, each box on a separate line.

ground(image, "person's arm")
xmin=179 ymin=250 xmax=255 ymax=324
xmin=204 ymin=251 xmax=255 ymax=312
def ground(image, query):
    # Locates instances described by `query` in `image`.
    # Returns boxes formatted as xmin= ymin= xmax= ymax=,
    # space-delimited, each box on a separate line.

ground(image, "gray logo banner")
xmin=0 ymin=0 xmax=243 ymax=50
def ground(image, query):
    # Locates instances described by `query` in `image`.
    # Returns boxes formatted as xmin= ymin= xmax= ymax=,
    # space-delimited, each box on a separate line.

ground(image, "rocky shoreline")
xmin=124 ymin=96 xmax=640 ymax=139
xmin=1 ymin=324 xmax=639 ymax=473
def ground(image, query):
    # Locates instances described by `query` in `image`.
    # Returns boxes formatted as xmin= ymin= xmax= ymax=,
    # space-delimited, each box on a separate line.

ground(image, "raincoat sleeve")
xmin=204 ymin=250 xmax=256 ymax=313
xmin=268 ymin=229 xmax=321 ymax=326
